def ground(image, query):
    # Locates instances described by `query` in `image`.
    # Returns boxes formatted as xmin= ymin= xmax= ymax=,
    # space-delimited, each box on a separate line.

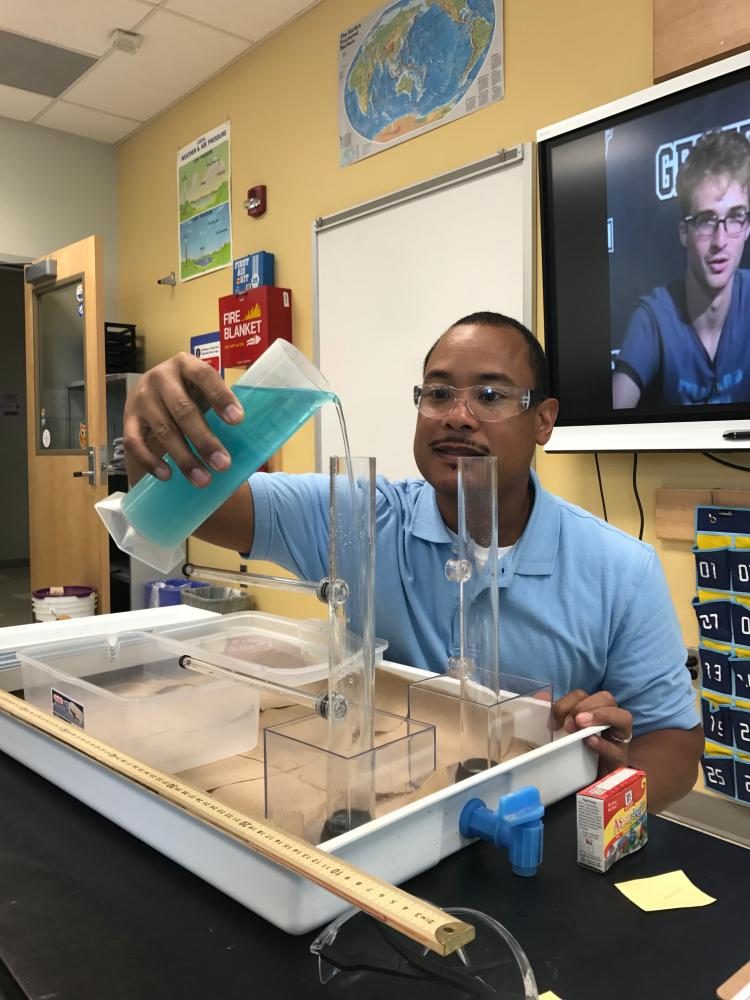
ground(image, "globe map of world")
xmin=344 ymin=0 xmax=495 ymax=144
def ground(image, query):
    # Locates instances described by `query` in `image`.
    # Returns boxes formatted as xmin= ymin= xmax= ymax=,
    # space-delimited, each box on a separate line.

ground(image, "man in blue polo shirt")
xmin=613 ymin=129 xmax=750 ymax=409
xmin=124 ymin=313 xmax=703 ymax=813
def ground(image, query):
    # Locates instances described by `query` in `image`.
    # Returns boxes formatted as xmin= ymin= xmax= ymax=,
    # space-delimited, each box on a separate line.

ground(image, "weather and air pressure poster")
xmin=339 ymin=0 xmax=503 ymax=167
xmin=177 ymin=121 xmax=232 ymax=282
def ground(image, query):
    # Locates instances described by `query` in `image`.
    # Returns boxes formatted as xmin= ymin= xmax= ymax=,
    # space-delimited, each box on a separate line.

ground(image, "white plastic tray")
xmin=0 ymin=653 xmax=600 ymax=935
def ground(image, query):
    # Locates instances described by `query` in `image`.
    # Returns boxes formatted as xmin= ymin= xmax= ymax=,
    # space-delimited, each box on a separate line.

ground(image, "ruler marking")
xmin=0 ymin=690 xmax=473 ymax=955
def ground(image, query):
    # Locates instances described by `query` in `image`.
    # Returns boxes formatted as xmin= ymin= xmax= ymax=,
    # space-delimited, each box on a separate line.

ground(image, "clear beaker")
xmin=97 ymin=339 xmax=336 ymax=571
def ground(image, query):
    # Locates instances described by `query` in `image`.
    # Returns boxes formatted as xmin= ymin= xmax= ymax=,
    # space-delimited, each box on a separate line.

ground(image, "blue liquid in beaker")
xmin=122 ymin=385 xmax=336 ymax=548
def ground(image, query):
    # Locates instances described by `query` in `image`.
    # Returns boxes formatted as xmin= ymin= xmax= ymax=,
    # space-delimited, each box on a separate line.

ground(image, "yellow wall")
xmin=118 ymin=0 xmax=750 ymax=639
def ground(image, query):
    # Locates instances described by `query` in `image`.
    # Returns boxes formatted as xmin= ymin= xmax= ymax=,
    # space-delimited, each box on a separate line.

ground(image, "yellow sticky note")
xmin=614 ymin=870 xmax=715 ymax=911
xmin=539 ymin=993 xmax=564 ymax=999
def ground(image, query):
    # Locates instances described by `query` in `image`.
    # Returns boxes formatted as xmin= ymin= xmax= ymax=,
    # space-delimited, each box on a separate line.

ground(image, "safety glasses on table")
xmin=310 ymin=905 xmax=539 ymax=998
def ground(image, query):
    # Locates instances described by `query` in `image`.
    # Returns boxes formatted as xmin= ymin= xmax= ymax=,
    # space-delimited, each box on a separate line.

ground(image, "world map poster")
xmin=177 ymin=121 xmax=232 ymax=282
xmin=339 ymin=0 xmax=503 ymax=166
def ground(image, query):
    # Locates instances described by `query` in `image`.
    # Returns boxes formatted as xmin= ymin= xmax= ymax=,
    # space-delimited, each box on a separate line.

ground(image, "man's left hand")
xmin=552 ymin=689 xmax=634 ymax=773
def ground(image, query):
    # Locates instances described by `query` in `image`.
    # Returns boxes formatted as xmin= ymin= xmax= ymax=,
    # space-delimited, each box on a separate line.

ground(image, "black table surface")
xmin=0 ymin=749 xmax=747 ymax=1000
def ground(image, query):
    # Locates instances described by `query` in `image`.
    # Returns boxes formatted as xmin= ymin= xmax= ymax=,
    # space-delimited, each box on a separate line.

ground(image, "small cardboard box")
xmin=577 ymin=766 xmax=647 ymax=872
xmin=218 ymin=287 xmax=292 ymax=369
xmin=233 ymin=251 xmax=275 ymax=294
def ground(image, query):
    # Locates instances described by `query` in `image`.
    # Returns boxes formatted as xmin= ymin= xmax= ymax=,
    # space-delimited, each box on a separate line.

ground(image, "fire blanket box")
xmin=218 ymin=287 xmax=292 ymax=369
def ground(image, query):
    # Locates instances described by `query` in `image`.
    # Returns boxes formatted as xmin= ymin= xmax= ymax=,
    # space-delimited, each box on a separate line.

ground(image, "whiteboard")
xmin=314 ymin=144 xmax=535 ymax=479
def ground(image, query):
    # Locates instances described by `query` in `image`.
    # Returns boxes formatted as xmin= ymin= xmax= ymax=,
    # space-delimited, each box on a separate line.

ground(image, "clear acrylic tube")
xmin=454 ymin=456 xmax=501 ymax=773
xmin=323 ymin=455 xmax=376 ymax=836
xmin=182 ymin=562 xmax=347 ymax=602
xmin=178 ymin=653 xmax=346 ymax=719
xmin=327 ymin=456 xmax=376 ymax=753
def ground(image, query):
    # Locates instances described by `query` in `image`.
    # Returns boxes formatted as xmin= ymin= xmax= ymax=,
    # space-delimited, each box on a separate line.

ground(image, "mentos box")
xmin=577 ymin=766 xmax=647 ymax=872
xmin=233 ymin=251 xmax=275 ymax=294
xmin=190 ymin=331 xmax=221 ymax=373
xmin=219 ymin=287 xmax=292 ymax=369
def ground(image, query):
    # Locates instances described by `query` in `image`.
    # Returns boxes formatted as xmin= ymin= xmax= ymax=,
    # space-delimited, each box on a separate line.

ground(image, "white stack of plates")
xmin=32 ymin=586 xmax=97 ymax=622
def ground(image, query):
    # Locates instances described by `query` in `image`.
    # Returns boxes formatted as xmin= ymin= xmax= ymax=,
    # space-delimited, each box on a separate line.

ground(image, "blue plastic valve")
xmin=459 ymin=786 xmax=544 ymax=877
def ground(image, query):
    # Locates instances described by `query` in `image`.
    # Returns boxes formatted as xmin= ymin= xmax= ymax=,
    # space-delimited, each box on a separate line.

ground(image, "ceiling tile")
xmin=35 ymin=100 xmax=141 ymax=143
xmin=0 ymin=0 xmax=154 ymax=57
xmin=164 ymin=0 xmax=254 ymax=40
xmin=0 ymin=30 xmax=96 ymax=97
xmin=0 ymin=83 xmax=52 ymax=122
xmin=62 ymin=9 xmax=249 ymax=120
xmin=166 ymin=0 xmax=318 ymax=41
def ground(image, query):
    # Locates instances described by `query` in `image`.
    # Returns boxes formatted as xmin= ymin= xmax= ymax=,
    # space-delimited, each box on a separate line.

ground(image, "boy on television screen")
xmin=612 ymin=129 xmax=750 ymax=409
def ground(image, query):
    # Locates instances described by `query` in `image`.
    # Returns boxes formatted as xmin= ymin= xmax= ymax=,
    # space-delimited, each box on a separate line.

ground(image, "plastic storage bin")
xmin=158 ymin=612 xmax=388 ymax=687
xmin=180 ymin=586 xmax=253 ymax=614
xmin=145 ymin=579 xmax=208 ymax=608
xmin=17 ymin=631 xmax=259 ymax=773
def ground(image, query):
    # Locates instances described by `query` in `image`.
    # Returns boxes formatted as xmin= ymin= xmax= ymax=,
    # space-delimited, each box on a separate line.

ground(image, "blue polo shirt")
xmin=248 ymin=469 xmax=698 ymax=737
xmin=615 ymin=270 xmax=750 ymax=406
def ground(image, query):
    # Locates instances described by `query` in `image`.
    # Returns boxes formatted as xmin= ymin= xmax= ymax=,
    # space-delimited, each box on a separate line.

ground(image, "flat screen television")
xmin=538 ymin=51 xmax=750 ymax=451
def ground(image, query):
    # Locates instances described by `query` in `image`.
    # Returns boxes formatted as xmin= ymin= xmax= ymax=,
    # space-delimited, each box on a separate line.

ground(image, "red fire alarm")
xmin=244 ymin=185 xmax=267 ymax=218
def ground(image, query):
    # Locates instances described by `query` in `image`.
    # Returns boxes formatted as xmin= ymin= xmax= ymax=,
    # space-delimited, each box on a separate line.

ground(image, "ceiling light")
xmin=111 ymin=28 xmax=142 ymax=55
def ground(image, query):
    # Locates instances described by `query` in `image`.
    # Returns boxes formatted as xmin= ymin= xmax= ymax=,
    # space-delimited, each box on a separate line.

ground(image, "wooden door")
xmin=25 ymin=236 xmax=110 ymax=612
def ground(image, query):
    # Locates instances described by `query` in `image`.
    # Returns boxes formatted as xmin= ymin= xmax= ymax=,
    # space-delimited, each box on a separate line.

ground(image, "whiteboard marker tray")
xmin=0 ymin=659 xmax=599 ymax=935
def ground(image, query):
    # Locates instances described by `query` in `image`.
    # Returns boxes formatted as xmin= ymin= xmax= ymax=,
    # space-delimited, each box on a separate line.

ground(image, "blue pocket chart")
xmin=729 ymin=549 xmax=750 ymax=594
xmin=701 ymin=754 xmax=736 ymax=798
xmin=693 ymin=597 xmax=732 ymax=644
xmin=731 ymin=658 xmax=750 ymax=699
xmin=700 ymin=647 xmax=733 ymax=697
xmin=731 ymin=706 xmax=750 ymax=754
xmin=701 ymin=698 xmax=732 ymax=747
xmin=695 ymin=504 xmax=750 ymax=806
xmin=734 ymin=757 xmax=750 ymax=805
xmin=693 ymin=547 xmax=730 ymax=592
xmin=731 ymin=601 xmax=750 ymax=649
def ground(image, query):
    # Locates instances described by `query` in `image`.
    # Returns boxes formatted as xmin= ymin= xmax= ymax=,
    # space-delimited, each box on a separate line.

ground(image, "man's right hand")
xmin=123 ymin=352 xmax=245 ymax=488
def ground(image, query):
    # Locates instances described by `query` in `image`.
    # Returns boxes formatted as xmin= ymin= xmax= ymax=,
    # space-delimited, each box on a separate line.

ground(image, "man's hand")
xmin=123 ymin=352 xmax=245 ymax=487
xmin=552 ymin=688 xmax=704 ymax=813
xmin=552 ymin=688 xmax=634 ymax=774
xmin=121 ymin=353 xmax=256 ymax=554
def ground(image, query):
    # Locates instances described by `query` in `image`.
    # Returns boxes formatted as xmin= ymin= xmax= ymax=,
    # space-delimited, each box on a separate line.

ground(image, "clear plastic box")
xmin=157 ymin=612 xmax=388 ymax=688
xmin=408 ymin=672 xmax=553 ymax=777
xmin=264 ymin=710 xmax=436 ymax=843
xmin=17 ymin=631 xmax=260 ymax=773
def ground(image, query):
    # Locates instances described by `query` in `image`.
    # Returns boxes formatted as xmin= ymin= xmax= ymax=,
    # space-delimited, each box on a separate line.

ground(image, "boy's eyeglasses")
xmin=683 ymin=208 xmax=750 ymax=238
